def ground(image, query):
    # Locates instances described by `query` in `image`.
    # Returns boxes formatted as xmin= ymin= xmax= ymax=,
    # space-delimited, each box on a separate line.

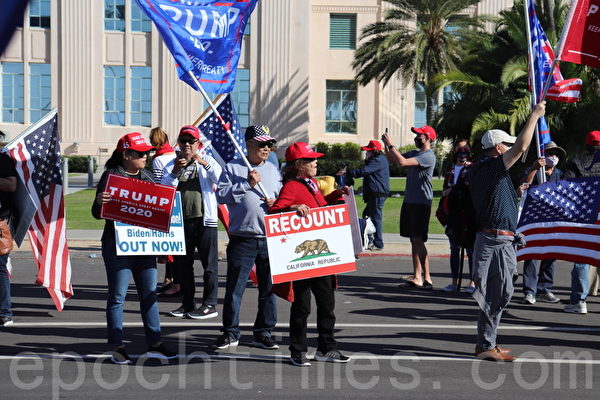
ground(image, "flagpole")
xmin=523 ymin=0 xmax=545 ymax=183
xmin=186 ymin=71 xmax=270 ymax=199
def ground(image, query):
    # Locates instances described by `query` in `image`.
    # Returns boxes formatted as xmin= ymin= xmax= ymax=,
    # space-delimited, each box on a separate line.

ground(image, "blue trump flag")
xmin=135 ymin=0 xmax=258 ymax=93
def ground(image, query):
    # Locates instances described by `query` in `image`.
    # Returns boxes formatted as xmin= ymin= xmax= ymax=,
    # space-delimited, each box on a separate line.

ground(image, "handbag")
xmin=0 ymin=219 xmax=13 ymax=255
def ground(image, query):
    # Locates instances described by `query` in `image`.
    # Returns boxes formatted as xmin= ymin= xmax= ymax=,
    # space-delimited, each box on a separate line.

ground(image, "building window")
xmin=414 ymin=82 xmax=427 ymax=128
xmin=230 ymin=69 xmax=250 ymax=128
xmin=104 ymin=66 xmax=125 ymax=126
xmin=330 ymin=14 xmax=356 ymax=49
xmin=29 ymin=0 xmax=51 ymax=28
xmin=130 ymin=66 xmax=152 ymax=127
xmin=1 ymin=62 xmax=24 ymax=123
xmin=131 ymin=1 xmax=152 ymax=32
xmin=105 ymin=0 xmax=125 ymax=32
xmin=325 ymin=80 xmax=357 ymax=134
xmin=30 ymin=63 xmax=51 ymax=122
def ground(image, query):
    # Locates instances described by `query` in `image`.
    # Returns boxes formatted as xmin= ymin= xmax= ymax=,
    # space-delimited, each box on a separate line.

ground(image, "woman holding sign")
xmin=270 ymin=142 xmax=350 ymax=367
xmin=92 ymin=132 xmax=177 ymax=364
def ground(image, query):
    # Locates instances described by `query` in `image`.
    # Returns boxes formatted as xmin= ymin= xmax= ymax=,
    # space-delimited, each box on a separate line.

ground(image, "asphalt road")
xmin=1 ymin=249 xmax=598 ymax=399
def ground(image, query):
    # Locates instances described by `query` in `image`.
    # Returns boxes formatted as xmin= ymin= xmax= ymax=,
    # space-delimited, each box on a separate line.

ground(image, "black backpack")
xmin=444 ymin=179 xmax=477 ymax=249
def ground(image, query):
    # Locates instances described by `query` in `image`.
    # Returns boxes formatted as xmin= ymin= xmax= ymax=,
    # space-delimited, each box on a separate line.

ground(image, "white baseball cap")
xmin=481 ymin=129 xmax=516 ymax=149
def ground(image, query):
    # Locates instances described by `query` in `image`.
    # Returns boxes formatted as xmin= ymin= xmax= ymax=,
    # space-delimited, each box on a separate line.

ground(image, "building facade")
xmin=0 ymin=0 xmax=513 ymax=158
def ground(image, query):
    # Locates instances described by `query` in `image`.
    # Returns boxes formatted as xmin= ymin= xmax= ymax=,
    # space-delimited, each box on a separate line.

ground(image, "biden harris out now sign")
xmin=265 ymin=204 xmax=356 ymax=284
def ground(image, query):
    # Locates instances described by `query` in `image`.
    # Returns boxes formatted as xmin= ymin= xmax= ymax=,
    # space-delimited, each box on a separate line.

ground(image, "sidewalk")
xmin=16 ymin=230 xmax=451 ymax=257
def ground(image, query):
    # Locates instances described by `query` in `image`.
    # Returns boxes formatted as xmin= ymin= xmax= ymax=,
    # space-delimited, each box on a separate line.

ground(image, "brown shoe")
xmin=475 ymin=345 xmax=512 ymax=355
xmin=475 ymin=346 xmax=516 ymax=362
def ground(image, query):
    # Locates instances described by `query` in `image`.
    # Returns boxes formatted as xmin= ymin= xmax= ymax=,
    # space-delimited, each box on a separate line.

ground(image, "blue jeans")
xmin=0 ymin=254 xmax=11 ymax=318
xmin=222 ymin=236 xmax=276 ymax=340
xmin=102 ymin=240 xmax=161 ymax=346
xmin=363 ymin=196 xmax=386 ymax=249
xmin=449 ymin=239 xmax=473 ymax=281
xmin=570 ymin=263 xmax=590 ymax=304
xmin=522 ymin=259 xmax=555 ymax=296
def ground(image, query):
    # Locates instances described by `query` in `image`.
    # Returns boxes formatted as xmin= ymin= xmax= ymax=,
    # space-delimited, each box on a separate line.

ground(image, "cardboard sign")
xmin=343 ymin=188 xmax=364 ymax=256
xmin=100 ymin=173 xmax=176 ymax=232
xmin=115 ymin=192 xmax=186 ymax=256
xmin=265 ymin=204 xmax=356 ymax=284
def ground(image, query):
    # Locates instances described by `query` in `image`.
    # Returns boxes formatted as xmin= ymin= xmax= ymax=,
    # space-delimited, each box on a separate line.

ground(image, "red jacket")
xmin=268 ymin=178 xmax=344 ymax=302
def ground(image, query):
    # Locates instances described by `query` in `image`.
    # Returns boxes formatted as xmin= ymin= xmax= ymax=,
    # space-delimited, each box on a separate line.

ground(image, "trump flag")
xmin=135 ymin=0 xmax=258 ymax=93
xmin=516 ymin=177 xmax=600 ymax=267
xmin=557 ymin=0 xmax=600 ymax=69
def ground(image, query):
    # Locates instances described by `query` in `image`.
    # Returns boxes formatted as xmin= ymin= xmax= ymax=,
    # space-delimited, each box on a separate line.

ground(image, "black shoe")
xmin=110 ymin=346 xmax=132 ymax=365
xmin=252 ymin=335 xmax=279 ymax=350
xmin=157 ymin=282 xmax=173 ymax=294
xmin=187 ymin=305 xmax=218 ymax=320
xmin=314 ymin=349 xmax=350 ymax=363
xmin=147 ymin=343 xmax=178 ymax=360
xmin=0 ymin=315 xmax=13 ymax=327
xmin=169 ymin=306 xmax=191 ymax=317
xmin=290 ymin=352 xmax=311 ymax=367
xmin=213 ymin=335 xmax=239 ymax=350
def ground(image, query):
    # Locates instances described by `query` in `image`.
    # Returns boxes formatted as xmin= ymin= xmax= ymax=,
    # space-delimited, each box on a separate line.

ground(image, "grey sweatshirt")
xmin=217 ymin=158 xmax=282 ymax=237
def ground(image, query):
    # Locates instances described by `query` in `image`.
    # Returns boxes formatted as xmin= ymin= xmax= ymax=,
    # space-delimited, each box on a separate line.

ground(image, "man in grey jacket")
xmin=213 ymin=125 xmax=281 ymax=350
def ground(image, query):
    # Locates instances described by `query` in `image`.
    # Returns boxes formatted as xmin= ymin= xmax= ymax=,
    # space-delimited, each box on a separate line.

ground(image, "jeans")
xmin=174 ymin=218 xmax=218 ymax=310
xmin=570 ymin=263 xmax=590 ymax=304
xmin=289 ymin=275 xmax=337 ymax=353
xmin=363 ymin=196 xmax=386 ymax=249
xmin=222 ymin=236 xmax=276 ymax=340
xmin=449 ymin=239 xmax=473 ymax=281
xmin=102 ymin=240 xmax=161 ymax=346
xmin=522 ymin=259 xmax=556 ymax=296
xmin=0 ymin=254 xmax=11 ymax=318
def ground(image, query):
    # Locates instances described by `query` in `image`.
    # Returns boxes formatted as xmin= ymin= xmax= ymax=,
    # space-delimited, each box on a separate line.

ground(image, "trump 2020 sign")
xmin=265 ymin=204 xmax=356 ymax=284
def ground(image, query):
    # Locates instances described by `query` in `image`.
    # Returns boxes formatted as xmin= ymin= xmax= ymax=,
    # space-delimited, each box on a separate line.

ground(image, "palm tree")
xmin=352 ymin=0 xmax=485 ymax=124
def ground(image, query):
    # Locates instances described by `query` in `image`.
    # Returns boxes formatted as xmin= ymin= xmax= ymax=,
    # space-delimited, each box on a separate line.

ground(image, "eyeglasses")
xmin=178 ymin=138 xmax=199 ymax=145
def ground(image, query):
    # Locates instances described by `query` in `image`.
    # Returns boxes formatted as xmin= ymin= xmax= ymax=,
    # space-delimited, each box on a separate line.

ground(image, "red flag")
xmin=557 ymin=0 xmax=600 ymax=68
xmin=5 ymin=110 xmax=73 ymax=310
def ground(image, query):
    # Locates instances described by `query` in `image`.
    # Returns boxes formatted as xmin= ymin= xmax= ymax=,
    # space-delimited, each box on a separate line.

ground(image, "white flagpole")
xmin=186 ymin=71 xmax=270 ymax=199
xmin=523 ymin=0 xmax=545 ymax=183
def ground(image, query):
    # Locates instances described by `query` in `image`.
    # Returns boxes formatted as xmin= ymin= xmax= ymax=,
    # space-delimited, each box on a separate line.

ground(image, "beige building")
xmin=0 ymin=0 xmax=513 ymax=158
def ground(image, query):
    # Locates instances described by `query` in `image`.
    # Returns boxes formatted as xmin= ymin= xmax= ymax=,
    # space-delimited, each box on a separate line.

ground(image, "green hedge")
xmin=64 ymin=156 xmax=97 ymax=173
xmin=313 ymin=141 xmax=418 ymax=177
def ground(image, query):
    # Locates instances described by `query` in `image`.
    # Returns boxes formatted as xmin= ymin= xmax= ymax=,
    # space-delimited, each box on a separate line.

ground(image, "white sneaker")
xmin=522 ymin=293 xmax=536 ymax=305
xmin=564 ymin=302 xmax=587 ymax=314
xmin=440 ymin=283 xmax=458 ymax=292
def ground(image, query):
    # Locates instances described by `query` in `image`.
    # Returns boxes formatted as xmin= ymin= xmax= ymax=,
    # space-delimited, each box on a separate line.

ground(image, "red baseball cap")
xmin=179 ymin=125 xmax=201 ymax=140
xmin=285 ymin=142 xmax=325 ymax=162
xmin=586 ymin=130 xmax=600 ymax=146
xmin=117 ymin=132 xmax=155 ymax=153
xmin=361 ymin=140 xmax=382 ymax=151
xmin=411 ymin=125 xmax=437 ymax=141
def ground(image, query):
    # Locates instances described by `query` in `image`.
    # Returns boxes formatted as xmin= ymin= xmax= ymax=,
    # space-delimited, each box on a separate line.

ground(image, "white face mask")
xmin=545 ymin=155 xmax=559 ymax=167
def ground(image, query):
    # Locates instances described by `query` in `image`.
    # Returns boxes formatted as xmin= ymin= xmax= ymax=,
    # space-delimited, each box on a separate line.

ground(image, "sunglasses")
xmin=250 ymin=141 xmax=274 ymax=149
xmin=130 ymin=150 xmax=149 ymax=158
xmin=302 ymin=158 xmax=317 ymax=163
xmin=178 ymin=138 xmax=199 ymax=145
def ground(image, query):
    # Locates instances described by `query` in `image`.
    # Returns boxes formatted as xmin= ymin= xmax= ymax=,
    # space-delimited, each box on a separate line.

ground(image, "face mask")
xmin=414 ymin=137 xmax=425 ymax=148
xmin=456 ymin=151 xmax=470 ymax=162
xmin=545 ymin=155 xmax=559 ymax=167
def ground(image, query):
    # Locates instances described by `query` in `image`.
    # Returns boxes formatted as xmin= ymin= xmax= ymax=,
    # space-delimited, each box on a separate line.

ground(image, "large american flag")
xmin=516 ymin=177 xmax=600 ymax=267
xmin=5 ymin=109 xmax=73 ymax=310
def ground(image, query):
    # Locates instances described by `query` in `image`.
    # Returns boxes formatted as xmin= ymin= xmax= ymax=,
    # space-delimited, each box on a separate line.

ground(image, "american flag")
xmin=5 ymin=109 xmax=73 ymax=310
xmin=528 ymin=0 xmax=582 ymax=104
xmin=197 ymin=94 xmax=247 ymax=166
xmin=516 ymin=177 xmax=600 ymax=267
